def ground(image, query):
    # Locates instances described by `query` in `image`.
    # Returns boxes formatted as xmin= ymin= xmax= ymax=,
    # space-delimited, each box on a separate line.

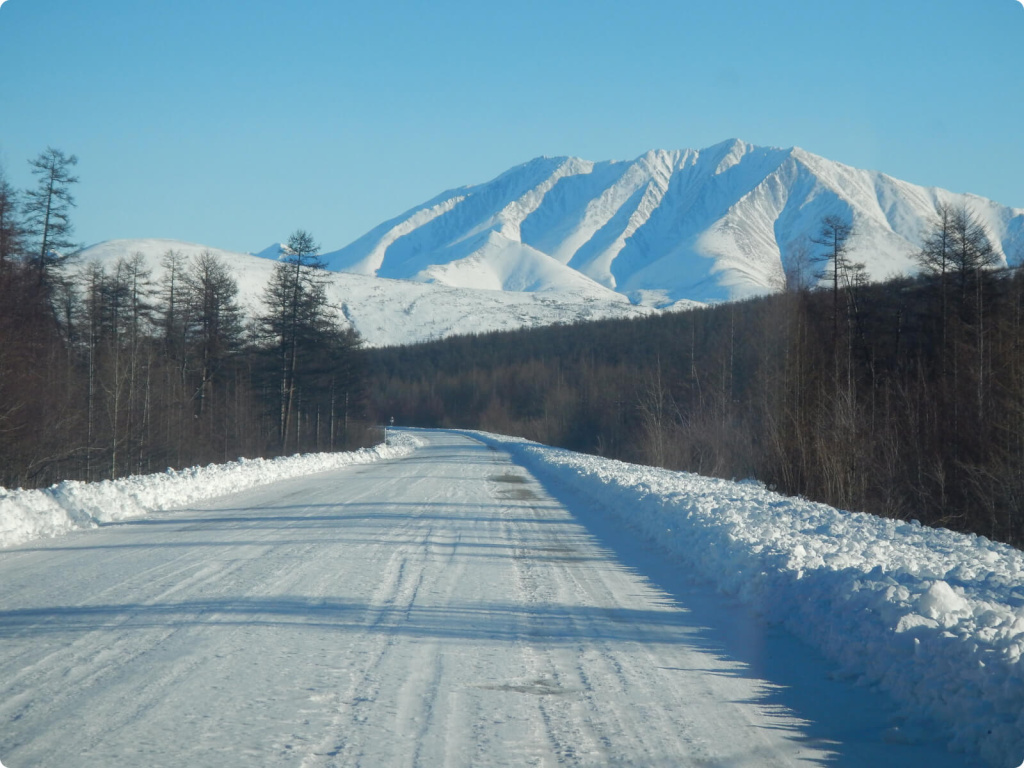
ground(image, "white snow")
xmin=68 ymin=143 xmax=1023 ymax=349
xmin=463 ymin=430 xmax=1024 ymax=768
xmin=66 ymin=143 xmax=1024 ymax=324
xmin=3 ymin=427 xmax=1023 ymax=765
xmin=8 ymin=429 xmax=902 ymax=767
xmin=411 ymin=230 xmax=626 ymax=297
xmin=330 ymin=140 xmax=1024 ymax=303
xmin=73 ymin=239 xmax=663 ymax=348
xmin=0 ymin=433 xmax=421 ymax=550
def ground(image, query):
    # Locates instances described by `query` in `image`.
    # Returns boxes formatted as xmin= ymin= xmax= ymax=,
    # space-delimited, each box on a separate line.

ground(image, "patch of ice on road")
xmin=0 ymin=432 xmax=422 ymax=550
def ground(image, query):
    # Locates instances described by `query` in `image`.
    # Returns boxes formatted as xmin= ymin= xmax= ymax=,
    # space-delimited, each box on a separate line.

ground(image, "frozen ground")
xmin=0 ymin=430 xmax=1016 ymax=765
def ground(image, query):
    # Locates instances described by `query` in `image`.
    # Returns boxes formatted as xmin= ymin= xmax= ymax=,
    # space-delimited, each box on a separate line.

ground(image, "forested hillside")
xmin=0 ymin=150 xmax=369 ymax=487
xmin=368 ymin=230 xmax=1024 ymax=547
xmin=6 ymin=144 xmax=1023 ymax=550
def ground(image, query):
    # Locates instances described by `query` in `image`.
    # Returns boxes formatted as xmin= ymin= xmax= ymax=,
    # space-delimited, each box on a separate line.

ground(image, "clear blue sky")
xmin=1 ymin=0 xmax=1021 ymax=254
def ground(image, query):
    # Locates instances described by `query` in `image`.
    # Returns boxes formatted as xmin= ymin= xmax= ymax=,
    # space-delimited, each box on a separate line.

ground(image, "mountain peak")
xmin=323 ymin=140 xmax=1024 ymax=303
xmin=252 ymin=243 xmax=286 ymax=261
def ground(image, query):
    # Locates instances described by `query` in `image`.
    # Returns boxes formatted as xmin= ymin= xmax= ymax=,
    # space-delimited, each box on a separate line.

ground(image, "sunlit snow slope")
xmin=324 ymin=139 xmax=1024 ymax=303
xmin=76 ymin=140 xmax=1024 ymax=331
xmin=74 ymin=239 xmax=660 ymax=348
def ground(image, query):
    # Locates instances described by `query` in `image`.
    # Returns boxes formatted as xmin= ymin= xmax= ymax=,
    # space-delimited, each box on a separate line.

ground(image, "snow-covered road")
xmin=0 ymin=431 xmax=964 ymax=766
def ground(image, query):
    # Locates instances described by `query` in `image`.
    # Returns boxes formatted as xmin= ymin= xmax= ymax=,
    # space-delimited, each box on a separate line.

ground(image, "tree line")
xmin=5 ymin=144 xmax=1021 ymax=546
xmin=0 ymin=148 xmax=368 ymax=488
xmin=367 ymin=206 xmax=1024 ymax=547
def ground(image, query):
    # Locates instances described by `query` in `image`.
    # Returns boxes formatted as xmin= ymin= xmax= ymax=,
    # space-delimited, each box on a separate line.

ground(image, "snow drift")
xmin=0 ymin=433 xmax=422 ymax=550
xmin=467 ymin=430 xmax=1024 ymax=768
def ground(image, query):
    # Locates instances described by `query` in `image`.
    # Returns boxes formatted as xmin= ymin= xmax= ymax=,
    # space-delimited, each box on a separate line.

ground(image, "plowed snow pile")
xmin=0 ymin=433 xmax=421 ymax=550
xmin=469 ymin=431 xmax=1024 ymax=768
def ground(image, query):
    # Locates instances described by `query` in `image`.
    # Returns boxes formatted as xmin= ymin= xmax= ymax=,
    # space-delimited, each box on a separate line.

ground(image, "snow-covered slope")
xmin=74 ymin=239 xmax=663 ymax=348
xmin=324 ymin=140 xmax=1024 ymax=303
xmin=74 ymin=141 xmax=1023 ymax=329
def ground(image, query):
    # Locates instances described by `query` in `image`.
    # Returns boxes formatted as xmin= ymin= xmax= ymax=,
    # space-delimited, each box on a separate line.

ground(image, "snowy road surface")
xmin=0 ymin=431 xmax=963 ymax=767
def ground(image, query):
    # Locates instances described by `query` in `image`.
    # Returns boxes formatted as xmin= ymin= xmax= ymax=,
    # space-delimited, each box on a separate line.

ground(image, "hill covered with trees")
xmin=368 ymin=210 xmax=1024 ymax=547
xmin=0 ymin=150 xmax=368 ymax=487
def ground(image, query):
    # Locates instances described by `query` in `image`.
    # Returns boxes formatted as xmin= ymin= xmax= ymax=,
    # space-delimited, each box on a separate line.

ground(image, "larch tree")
xmin=948 ymin=204 xmax=998 ymax=311
xmin=810 ymin=214 xmax=856 ymax=334
xmin=810 ymin=213 xmax=861 ymax=393
xmin=23 ymin=147 xmax=79 ymax=286
xmin=916 ymin=201 xmax=957 ymax=361
xmin=184 ymin=250 xmax=243 ymax=418
xmin=0 ymin=164 xmax=25 ymax=271
xmin=260 ymin=229 xmax=333 ymax=451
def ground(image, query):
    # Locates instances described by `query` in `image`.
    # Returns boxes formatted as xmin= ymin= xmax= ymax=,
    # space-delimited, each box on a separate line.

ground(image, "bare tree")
xmin=157 ymin=248 xmax=190 ymax=351
xmin=184 ymin=251 xmax=243 ymax=418
xmin=917 ymin=202 xmax=957 ymax=278
xmin=810 ymin=214 xmax=858 ymax=340
xmin=260 ymin=230 xmax=333 ymax=451
xmin=0 ymin=164 xmax=24 ymax=271
xmin=782 ymin=237 xmax=814 ymax=293
xmin=916 ymin=202 xmax=957 ymax=361
xmin=948 ymin=204 xmax=998 ymax=309
xmin=23 ymin=147 xmax=79 ymax=285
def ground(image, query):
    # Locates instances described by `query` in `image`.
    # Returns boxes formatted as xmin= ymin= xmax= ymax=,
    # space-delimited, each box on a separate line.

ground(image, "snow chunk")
xmin=895 ymin=613 xmax=939 ymax=634
xmin=917 ymin=581 xmax=970 ymax=625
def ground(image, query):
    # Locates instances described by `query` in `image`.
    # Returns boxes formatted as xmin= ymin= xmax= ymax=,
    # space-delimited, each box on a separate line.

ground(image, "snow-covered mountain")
xmin=74 ymin=140 xmax=1023 ymax=345
xmin=323 ymin=139 xmax=1024 ymax=304
xmin=74 ymin=239 xmax=662 ymax=348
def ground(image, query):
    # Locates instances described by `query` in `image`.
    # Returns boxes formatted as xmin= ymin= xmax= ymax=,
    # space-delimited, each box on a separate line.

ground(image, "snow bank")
xmin=471 ymin=431 xmax=1024 ymax=768
xmin=0 ymin=433 xmax=422 ymax=550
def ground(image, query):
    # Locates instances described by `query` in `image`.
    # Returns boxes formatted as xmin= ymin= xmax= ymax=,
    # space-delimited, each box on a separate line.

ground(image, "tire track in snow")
xmin=301 ymin=519 xmax=430 ymax=765
xmin=0 ymin=431 xmax=969 ymax=767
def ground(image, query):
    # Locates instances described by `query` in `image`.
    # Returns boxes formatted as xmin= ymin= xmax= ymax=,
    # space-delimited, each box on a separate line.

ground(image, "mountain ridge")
xmin=320 ymin=139 xmax=1023 ymax=304
xmin=74 ymin=140 xmax=1024 ymax=346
